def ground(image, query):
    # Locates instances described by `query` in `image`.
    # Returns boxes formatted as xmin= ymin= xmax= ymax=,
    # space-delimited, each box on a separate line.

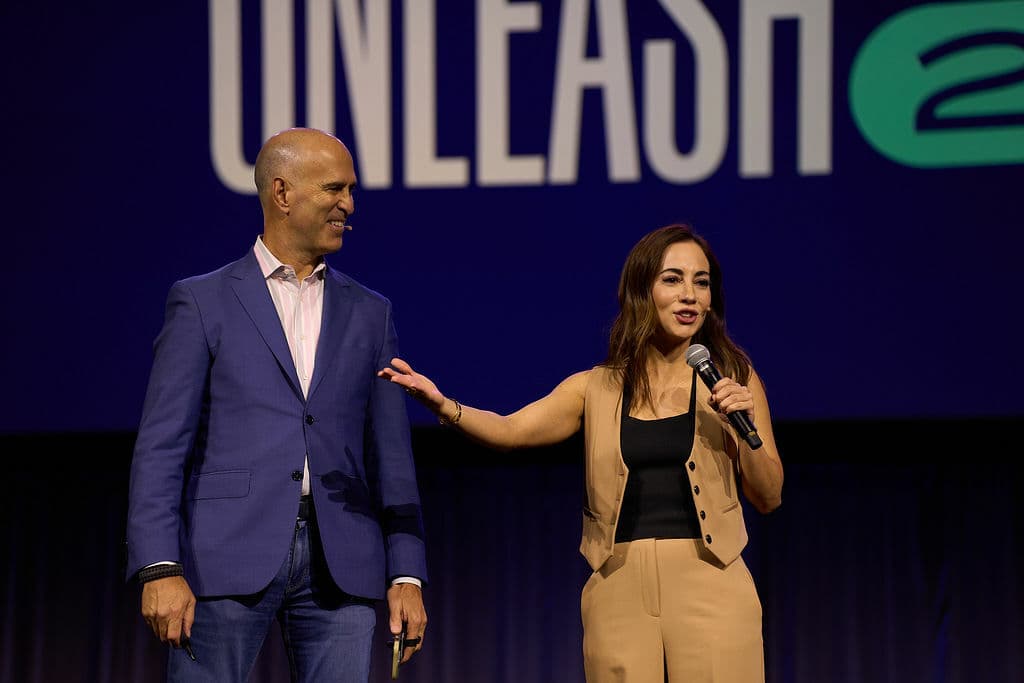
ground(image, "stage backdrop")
xmin=2 ymin=0 xmax=1022 ymax=432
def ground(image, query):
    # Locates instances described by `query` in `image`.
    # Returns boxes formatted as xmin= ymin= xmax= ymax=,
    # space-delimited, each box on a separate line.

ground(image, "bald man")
xmin=126 ymin=128 xmax=428 ymax=682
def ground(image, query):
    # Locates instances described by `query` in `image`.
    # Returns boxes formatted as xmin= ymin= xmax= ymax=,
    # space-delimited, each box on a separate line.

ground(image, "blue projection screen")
xmin=3 ymin=0 xmax=1022 ymax=432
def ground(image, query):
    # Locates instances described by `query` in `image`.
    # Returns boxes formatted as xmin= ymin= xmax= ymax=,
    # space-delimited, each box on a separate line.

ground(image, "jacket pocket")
xmin=188 ymin=470 xmax=251 ymax=500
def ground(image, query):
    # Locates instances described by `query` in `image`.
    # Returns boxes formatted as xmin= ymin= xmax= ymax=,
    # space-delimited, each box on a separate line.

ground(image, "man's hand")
xmin=387 ymin=582 xmax=427 ymax=664
xmin=141 ymin=575 xmax=196 ymax=648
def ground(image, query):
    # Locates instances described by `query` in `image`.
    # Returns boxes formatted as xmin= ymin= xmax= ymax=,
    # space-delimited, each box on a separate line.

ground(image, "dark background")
xmin=5 ymin=422 xmax=1022 ymax=682
xmin=2 ymin=0 xmax=1022 ymax=681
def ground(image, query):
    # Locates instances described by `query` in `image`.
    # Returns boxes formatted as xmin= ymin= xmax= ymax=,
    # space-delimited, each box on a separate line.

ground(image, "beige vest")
xmin=580 ymin=366 xmax=748 ymax=571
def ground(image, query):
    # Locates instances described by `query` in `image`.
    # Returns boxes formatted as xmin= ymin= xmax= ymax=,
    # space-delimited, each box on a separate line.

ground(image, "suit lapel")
xmin=229 ymin=252 xmax=304 ymax=400
xmin=308 ymin=266 xmax=355 ymax=401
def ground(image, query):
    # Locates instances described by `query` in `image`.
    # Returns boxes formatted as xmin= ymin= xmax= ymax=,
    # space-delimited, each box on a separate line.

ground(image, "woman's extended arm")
xmin=378 ymin=358 xmax=589 ymax=450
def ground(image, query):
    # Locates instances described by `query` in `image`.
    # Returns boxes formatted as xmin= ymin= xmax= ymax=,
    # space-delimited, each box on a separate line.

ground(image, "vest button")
xmin=291 ymin=470 xmax=302 ymax=481
xmin=705 ymin=534 xmax=712 ymax=544
xmin=305 ymin=414 xmax=315 ymax=425
xmin=688 ymin=461 xmax=695 ymax=471
xmin=699 ymin=510 xmax=706 ymax=520
xmin=693 ymin=485 xmax=700 ymax=495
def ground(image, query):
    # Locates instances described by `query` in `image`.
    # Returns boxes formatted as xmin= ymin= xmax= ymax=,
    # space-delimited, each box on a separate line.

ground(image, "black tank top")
xmin=615 ymin=370 xmax=701 ymax=542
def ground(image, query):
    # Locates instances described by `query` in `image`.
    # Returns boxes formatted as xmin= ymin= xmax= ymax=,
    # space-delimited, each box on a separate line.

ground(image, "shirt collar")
xmin=253 ymin=235 xmax=327 ymax=281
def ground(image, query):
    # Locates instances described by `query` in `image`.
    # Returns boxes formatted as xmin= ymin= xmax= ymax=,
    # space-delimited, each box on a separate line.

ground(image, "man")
xmin=126 ymin=127 xmax=427 ymax=682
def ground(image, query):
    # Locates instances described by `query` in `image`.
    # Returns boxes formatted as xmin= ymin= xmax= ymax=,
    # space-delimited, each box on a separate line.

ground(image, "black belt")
xmin=297 ymin=495 xmax=313 ymax=520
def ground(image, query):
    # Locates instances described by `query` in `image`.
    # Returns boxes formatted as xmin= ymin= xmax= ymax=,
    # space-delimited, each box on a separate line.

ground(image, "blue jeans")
xmin=167 ymin=518 xmax=376 ymax=682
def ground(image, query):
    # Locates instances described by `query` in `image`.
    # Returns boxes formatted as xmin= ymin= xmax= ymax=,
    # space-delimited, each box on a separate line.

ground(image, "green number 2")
xmin=850 ymin=1 xmax=1024 ymax=167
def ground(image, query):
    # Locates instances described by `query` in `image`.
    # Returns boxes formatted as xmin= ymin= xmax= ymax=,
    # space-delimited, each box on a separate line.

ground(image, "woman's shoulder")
xmin=557 ymin=368 xmax=593 ymax=393
xmin=743 ymin=362 xmax=771 ymax=398
xmin=566 ymin=365 xmax=626 ymax=394
xmin=552 ymin=366 xmax=613 ymax=398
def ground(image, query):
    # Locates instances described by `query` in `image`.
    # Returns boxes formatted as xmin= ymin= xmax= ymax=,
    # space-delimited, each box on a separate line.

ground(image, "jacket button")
xmin=305 ymin=414 xmax=315 ymax=425
xmin=705 ymin=534 xmax=713 ymax=544
xmin=688 ymin=461 xmax=695 ymax=471
xmin=699 ymin=510 xmax=706 ymax=520
xmin=693 ymin=485 xmax=700 ymax=495
xmin=291 ymin=470 xmax=302 ymax=481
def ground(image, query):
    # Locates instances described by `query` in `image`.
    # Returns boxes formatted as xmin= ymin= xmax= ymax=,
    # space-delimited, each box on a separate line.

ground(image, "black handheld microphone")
xmin=685 ymin=344 xmax=763 ymax=450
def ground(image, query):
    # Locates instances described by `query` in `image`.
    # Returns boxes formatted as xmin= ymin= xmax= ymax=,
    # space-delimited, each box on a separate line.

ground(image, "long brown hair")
xmin=604 ymin=224 xmax=752 ymax=412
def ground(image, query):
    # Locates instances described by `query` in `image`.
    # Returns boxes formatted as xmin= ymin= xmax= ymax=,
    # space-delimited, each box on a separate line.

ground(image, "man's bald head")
xmin=254 ymin=127 xmax=357 ymax=272
xmin=254 ymin=128 xmax=351 ymax=203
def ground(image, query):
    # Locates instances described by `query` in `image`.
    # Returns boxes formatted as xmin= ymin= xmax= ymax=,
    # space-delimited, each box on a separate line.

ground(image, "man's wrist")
xmin=136 ymin=563 xmax=184 ymax=585
xmin=391 ymin=576 xmax=422 ymax=588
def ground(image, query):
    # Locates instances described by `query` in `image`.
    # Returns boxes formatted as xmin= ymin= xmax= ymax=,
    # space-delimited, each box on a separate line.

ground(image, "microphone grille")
xmin=685 ymin=344 xmax=711 ymax=368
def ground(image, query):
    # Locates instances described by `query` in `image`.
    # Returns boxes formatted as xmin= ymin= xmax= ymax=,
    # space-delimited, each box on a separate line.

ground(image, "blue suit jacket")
xmin=126 ymin=250 xmax=427 ymax=599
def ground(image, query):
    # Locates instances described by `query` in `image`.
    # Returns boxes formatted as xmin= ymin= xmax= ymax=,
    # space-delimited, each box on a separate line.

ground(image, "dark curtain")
xmin=2 ymin=419 xmax=1021 ymax=682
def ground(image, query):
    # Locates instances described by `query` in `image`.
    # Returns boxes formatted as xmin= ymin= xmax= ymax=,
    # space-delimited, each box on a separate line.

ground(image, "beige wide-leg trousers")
xmin=581 ymin=538 xmax=764 ymax=683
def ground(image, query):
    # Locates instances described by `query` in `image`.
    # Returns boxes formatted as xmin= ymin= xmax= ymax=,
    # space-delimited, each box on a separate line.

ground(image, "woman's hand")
xmin=378 ymin=357 xmax=446 ymax=414
xmin=708 ymin=377 xmax=756 ymax=428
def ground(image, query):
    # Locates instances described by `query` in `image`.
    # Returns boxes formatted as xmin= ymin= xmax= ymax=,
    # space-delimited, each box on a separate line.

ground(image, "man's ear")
xmin=272 ymin=177 xmax=290 ymax=214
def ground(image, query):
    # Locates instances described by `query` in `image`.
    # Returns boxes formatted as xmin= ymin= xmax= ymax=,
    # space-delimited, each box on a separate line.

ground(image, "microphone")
xmin=685 ymin=344 xmax=763 ymax=449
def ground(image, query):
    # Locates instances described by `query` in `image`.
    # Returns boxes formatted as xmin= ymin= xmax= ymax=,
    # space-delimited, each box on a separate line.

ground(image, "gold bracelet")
xmin=438 ymin=398 xmax=462 ymax=426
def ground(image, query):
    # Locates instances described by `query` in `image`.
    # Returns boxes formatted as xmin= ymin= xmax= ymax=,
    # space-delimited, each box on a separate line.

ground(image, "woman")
xmin=378 ymin=224 xmax=784 ymax=682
